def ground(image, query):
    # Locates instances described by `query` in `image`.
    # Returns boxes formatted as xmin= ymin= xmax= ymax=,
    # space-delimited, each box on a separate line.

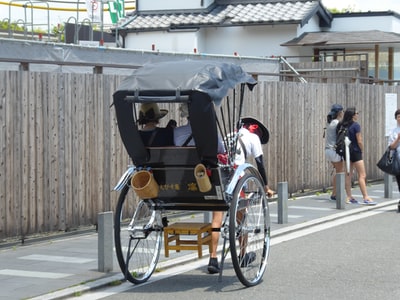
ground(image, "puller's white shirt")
xmin=234 ymin=127 xmax=263 ymax=165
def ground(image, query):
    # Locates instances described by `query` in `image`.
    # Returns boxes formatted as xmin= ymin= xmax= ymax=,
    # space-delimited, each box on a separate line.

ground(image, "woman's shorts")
xmin=349 ymin=151 xmax=362 ymax=163
xmin=325 ymin=148 xmax=342 ymax=163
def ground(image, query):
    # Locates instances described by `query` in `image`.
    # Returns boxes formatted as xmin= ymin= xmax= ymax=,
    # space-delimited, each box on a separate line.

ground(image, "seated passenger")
xmin=138 ymin=103 xmax=174 ymax=147
xmin=174 ymin=104 xmax=225 ymax=153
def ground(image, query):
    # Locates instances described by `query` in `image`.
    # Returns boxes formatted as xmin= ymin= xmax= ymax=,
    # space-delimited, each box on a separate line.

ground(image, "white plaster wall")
xmin=330 ymin=15 xmax=395 ymax=32
xmin=201 ymin=25 xmax=302 ymax=57
xmin=126 ymin=24 xmax=315 ymax=58
xmin=295 ymin=47 xmax=315 ymax=60
xmin=125 ymin=31 xmax=199 ymax=53
xmin=137 ymin=0 xmax=214 ymax=11
xmin=196 ymin=30 xmax=206 ymax=53
xmin=297 ymin=15 xmax=321 ymax=36
xmin=391 ymin=17 xmax=400 ymax=32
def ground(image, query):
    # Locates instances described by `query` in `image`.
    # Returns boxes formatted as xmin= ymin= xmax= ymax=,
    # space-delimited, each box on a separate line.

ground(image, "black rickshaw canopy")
xmin=113 ymin=60 xmax=257 ymax=166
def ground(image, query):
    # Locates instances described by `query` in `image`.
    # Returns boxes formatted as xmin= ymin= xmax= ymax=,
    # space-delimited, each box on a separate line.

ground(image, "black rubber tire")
xmin=114 ymin=185 xmax=162 ymax=284
xmin=229 ymin=172 xmax=271 ymax=287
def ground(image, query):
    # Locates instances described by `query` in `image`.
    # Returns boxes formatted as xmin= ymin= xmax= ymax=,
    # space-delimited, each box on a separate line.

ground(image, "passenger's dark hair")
xmin=395 ymin=109 xmax=400 ymax=119
xmin=339 ymin=107 xmax=356 ymax=128
xmin=166 ymin=119 xmax=177 ymax=128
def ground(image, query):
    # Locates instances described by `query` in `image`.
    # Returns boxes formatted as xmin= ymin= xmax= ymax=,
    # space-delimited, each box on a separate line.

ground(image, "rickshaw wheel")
xmin=229 ymin=172 xmax=271 ymax=287
xmin=114 ymin=185 xmax=162 ymax=284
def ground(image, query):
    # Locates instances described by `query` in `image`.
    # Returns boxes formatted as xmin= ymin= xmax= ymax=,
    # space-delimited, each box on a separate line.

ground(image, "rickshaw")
xmin=112 ymin=60 xmax=271 ymax=287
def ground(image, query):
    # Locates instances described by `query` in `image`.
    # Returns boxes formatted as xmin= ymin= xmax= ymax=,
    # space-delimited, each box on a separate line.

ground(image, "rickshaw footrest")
xmin=163 ymin=222 xmax=212 ymax=258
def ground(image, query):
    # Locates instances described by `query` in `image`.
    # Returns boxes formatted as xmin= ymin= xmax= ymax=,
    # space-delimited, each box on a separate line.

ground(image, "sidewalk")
xmin=0 ymin=182 xmax=398 ymax=300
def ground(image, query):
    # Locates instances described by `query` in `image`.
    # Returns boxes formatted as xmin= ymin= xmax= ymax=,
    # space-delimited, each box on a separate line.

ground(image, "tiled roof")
xmin=122 ymin=1 xmax=320 ymax=31
xmin=282 ymin=30 xmax=400 ymax=46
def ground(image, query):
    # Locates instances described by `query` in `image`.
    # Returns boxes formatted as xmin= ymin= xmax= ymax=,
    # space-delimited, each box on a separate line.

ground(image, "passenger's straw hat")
xmin=138 ymin=103 xmax=168 ymax=124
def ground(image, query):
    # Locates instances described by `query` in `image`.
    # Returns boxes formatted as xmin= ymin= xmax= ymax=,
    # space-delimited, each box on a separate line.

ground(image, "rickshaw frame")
xmin=112 ymin=60 xmax=271 ymax=287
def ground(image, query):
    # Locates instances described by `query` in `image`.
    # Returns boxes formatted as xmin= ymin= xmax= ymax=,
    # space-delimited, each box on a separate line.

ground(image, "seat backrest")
xmin=142 ymin=147 xmax=229 ymax=211
xmin=144 ymin=147 xmax=200 ymax=167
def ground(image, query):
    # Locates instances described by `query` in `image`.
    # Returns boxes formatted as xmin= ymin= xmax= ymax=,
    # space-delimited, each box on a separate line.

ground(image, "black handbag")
xmin=377 ymin=147 xmax=400 ymax=176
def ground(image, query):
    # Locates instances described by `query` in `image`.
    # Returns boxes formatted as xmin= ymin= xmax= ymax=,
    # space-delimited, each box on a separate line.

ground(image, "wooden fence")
xmin=282 ymin=60 xmax=369 ymax=84
xmin=1 ymin=71 xmax=399 ymax=240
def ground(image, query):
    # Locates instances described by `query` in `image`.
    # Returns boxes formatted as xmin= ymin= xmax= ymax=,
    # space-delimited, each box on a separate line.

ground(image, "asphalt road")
xmin=77 ymin=203 xmax=400 ymax=300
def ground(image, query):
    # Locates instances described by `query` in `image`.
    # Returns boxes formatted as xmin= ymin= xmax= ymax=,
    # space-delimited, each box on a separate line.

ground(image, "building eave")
xmin=117 ymin=1 xmax=327 ymax=33
xmin=282 ymin=30 xmax=400 ymax=47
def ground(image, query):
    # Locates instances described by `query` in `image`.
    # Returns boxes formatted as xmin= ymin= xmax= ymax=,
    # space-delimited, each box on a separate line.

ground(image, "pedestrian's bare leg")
xmin=353 ymin=160 xmax=371 ymax=200
xmin=345 ymin=165 xmax=354 ymax=199
xmin=331 ymin=160 xmax=344 ymax=196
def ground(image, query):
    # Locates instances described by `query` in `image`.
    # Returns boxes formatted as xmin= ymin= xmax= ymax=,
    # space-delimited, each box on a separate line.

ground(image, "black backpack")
xmin=335 ymin=125 xmax=350 ymax=157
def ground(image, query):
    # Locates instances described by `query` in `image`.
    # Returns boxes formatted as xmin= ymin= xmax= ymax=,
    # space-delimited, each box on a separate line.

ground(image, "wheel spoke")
xmin=114 ymin=186 xmax=162 ymax=284
xmin=229 ymin=171 xmax=271 ymax=287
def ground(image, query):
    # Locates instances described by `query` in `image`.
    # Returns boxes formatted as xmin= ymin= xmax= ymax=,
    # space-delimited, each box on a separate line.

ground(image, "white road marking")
xmin=271 ymin=204 xmax=395 ymax=246
xmin=19 ymin=254 xmax=95 ymax=264
xmin=372 ymin=190 xmax=399 ymax=194
xmin=289 ymin=206 xmax=332 ymax=211
xmin=1 ymin=255 xmax=94 ymax=280
xmin=270 ymin=213 xmax=302 ymax=218
xmin=0 ymin=269 xmax=71 ymax=279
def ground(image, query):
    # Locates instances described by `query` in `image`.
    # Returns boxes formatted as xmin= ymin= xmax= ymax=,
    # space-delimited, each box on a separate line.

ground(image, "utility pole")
xmin=100 ymin=0 xmax=104 ymax=45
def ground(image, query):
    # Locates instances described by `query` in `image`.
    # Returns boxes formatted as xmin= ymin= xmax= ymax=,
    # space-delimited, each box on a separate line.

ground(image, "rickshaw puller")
xmin=208 ymin=117 xmax=274 ymax=274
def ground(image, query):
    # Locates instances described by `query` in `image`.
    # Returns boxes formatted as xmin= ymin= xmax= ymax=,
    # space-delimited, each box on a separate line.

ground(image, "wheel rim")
xmin=114 ymin=186 xmax=162 ymax=284
xmin=229 ymin=172 xmax=271 ymax=286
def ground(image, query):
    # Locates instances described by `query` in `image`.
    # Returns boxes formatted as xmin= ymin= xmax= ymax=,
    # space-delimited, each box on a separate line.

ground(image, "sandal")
xmin=346 ymin=198 xmax=359 ymax=204
xmin=362 ymin=199 xmax=377 ymax=205
xmin=266 ymin=189 xmax=276 ymax=198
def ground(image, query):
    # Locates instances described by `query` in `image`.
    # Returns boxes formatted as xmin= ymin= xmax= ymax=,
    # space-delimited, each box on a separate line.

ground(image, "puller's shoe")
xmin=207 ymin=257 xmax=220 ymax=274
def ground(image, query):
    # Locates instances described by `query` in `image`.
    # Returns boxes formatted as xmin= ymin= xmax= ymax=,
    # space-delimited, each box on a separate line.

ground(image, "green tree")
xmin=52 ymin=23 xmax=65 ymax=42
xmin=0 ymin=19 xmax=64 ymax=41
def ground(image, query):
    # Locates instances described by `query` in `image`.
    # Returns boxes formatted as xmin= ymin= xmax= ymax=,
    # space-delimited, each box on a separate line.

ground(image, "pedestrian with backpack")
xmin=337 ymin=107 xmax=376 ymax=205
xmin=324 ymin=104 xmax=346 ymax=201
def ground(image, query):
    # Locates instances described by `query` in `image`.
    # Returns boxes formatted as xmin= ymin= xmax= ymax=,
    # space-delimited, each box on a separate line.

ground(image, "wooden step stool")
xmin=163 ymin=222 xmax=212 ymax=258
